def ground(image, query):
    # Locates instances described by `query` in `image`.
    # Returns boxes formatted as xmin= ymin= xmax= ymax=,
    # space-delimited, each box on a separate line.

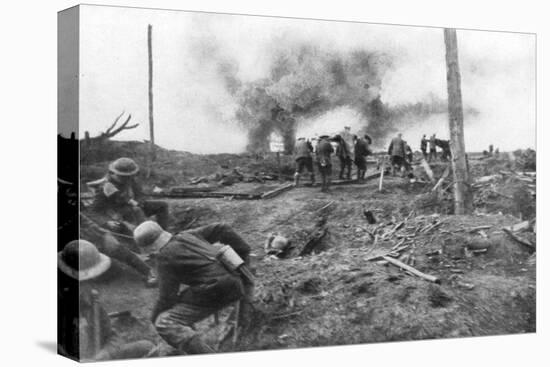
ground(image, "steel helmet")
xmin=109 ymin=157 xmax=139 ymax=176
xmin=134 ymin=221 xmax=173 ymax=253
xmin=58 ymin=240 xmax=111 ymax=281
xmin=265 ymin=234 xmax=290 ymax=256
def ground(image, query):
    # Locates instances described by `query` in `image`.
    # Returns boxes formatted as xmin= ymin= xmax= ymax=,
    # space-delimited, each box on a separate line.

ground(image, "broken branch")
xmin=381 ymin=256 xmax=440 ymax=283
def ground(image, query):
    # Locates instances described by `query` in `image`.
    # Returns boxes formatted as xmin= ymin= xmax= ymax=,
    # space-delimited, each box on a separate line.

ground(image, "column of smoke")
xmin=215 ymin=41 xmax=474 ymax=153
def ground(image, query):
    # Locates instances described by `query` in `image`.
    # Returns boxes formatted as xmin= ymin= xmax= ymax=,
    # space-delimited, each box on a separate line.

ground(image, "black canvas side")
xmin=57 ymin=5 xmax=80 ymax=362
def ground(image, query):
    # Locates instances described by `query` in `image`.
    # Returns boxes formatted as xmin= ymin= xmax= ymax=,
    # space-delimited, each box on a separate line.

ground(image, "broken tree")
xmin=84 ymin=112 xmax=139 ymax=145
xmin=444 ymin=28 xmax=473 ymax=214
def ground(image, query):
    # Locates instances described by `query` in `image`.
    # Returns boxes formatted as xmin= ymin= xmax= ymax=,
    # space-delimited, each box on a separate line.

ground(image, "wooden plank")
xmin=261 ymin=183 xmax=295 ymax=199
xmin=420 ymin=158 xmax=435 ymax=183
xmin=503 ymin=228 xmax=535 ymax=252
xmin=432 ymin=166 xmax=451 ymax=192
xmin=381 ymin=256 xmax=440 ymax=283
xmin=503 ymin=221 xmax=531 ymax=232
xmin=379 ymin=161 xmax=385 ymax=191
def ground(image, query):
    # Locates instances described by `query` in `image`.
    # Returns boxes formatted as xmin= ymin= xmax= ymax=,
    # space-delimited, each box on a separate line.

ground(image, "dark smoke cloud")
xmin=227 ymin=43 xmax=395 ymax=152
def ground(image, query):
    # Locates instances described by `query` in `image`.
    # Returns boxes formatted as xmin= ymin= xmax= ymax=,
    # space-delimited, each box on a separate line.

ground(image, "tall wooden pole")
xmin=147 ymin=24 xmax=156 ymax=166
xmin=444 ymin=28 xmax=472 ymax=214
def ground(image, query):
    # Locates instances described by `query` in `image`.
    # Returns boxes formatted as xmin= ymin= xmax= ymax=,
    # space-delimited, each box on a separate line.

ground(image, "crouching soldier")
xmin=80 ymin=213 xmax=157 ymax=287
xmin=88 ymin=157 xmax=171 ymax=233
xmin=58 ymin=240 xmax=156 ymax=361
xmin=133 ymin=221 xmax=255 ymax=354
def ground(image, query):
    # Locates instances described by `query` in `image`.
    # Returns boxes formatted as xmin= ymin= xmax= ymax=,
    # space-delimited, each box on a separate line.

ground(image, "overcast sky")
xmin=66 ymin=5 xmax=535 ymax=153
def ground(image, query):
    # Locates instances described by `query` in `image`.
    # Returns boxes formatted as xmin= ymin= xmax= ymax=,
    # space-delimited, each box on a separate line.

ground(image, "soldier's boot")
xmin=310 ymin=173 xmax=315 ymax=185
xmin=182 ymin=336 xmax=215 ymax=355
xmin=293 ymin=172 xmax=300 ymax=186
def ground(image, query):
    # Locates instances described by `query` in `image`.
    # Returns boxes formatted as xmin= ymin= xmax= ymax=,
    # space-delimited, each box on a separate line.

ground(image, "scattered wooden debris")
xmin=432 ymin=166 xmax=450 ymax=192
xmin=379 ymin=161 xmax=386 ymax=191
xmin=261 ymin=183 xmax=295 ymax=199
xmin=381 ymin=256 xmax=440 ymax=283
xmin=503 ymin=221 xmax=531 ymax=233
xmin=298 ymin=217 xmax=329 ymax=256
xmin=468 ymin=225 xmax=492 ymax=232
xmin=420 ymin=158 xmax=435 ymax=183
xmin=503 ymin=228 xmax=535 ymax=252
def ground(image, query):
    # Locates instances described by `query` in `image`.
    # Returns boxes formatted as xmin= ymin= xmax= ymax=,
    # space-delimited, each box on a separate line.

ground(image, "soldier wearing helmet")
xmin=83 ymin=157 xmax=171 ymax=287
xmin=133 ymin=221 xmax=256 ymax=355
xmin=58 ymin=240 xmax=156 ymax=361
xmin=88 ymin=157 xmax=170 ymax=231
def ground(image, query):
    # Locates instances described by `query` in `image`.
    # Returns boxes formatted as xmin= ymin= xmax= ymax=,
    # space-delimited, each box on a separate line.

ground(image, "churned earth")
xmin=83 ymin=145 xmax=536 ymax=356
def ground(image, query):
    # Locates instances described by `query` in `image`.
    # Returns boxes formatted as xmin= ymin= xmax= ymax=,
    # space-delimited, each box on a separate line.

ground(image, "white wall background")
xmin=0 ymin=1 xmax=547 ymax=367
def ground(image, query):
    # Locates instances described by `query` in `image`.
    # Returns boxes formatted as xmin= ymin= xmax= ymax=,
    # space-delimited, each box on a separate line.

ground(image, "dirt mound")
xmin=81 ymin=145 xmax=536 ymax=355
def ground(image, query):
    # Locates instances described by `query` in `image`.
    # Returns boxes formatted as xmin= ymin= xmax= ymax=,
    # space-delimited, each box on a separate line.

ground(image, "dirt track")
xmin=88 ymin=160 xmax=536 ymax=354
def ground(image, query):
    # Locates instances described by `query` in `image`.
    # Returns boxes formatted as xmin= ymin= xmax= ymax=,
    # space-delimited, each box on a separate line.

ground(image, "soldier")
xmin=293 ymin=137 xmax=315 ymax=186
xmin=88 ymin=157 xmax=171 ymax=233
xmin=80 ymin=213 xmax=157 ymax=287
xmin=429 ymin=134 xmax=437 ymax=162
xmin=58 ymin=240 xmax=156 ymax=361
xmin=420 ymin=134 xmax=428 ymax=160
xmin=333 ymin=134 xmax=352 ymax=180
xmin=354 ymin=134 xmax=371 ymax=180
xmin=436 ymin=139 xmax=452 ymax=161
xmin=340 ymin=126 xmax=355 ymax=158
xmin=316 ymin=135 xmax=334 ymax=192
xmin=405 ymin=141 xmax=414 ymax=170
xmin=388 ymin=133 xmax=407 ymax=176
xmin=133 ymin=221 xmax=255 ymax=355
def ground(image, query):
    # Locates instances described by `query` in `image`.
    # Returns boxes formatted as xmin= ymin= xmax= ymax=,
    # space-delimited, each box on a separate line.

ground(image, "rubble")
xmin=82 ymin=140 xmax=536 ymax=353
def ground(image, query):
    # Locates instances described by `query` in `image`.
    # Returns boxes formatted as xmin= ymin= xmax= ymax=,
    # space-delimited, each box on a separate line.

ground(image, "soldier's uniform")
xmin=335 ymin=136 xmax=352 ymax=180
xmin=149 ymin=223 xmax=253 ymax=354
xmin=420 ymin=136 xmax=428 ymax=160
xmin=354 ymin=137 xmax=370 ymax=179
xmin=429 ymin=135 xmax=437 ymax=162
xmin=388 ymin=136 xmax=407 ymax=175
xmin=89 ymin=175 xmax=170 ymax=230
xmin=315 ymin=137 xmax=334 ymax=192
xmin=293 ymin=139 xmax=315 ymax=185
xmin=58 ymin=240 xmax=155 ymax=361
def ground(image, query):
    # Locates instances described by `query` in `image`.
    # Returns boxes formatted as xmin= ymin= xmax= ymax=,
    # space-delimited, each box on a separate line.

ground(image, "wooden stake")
xmin=444 ymin=28 xmax=473 ymax=214
xmin=147 ymin=24 xmax=155 ymax=176
xmin=378 ymin=159 xmax=385 ymax=191
xmin=432 ymin=166 xmax=450 ymax=192
xmin=421 ymin=158 xmax=435 ymax=183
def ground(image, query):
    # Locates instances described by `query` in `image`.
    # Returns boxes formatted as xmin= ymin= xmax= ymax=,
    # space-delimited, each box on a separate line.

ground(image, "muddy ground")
xmin=83 ymin=148 xmax=536 ymax=355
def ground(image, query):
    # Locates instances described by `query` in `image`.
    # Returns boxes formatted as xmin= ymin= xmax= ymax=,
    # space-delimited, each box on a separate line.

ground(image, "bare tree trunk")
xmin=444 ymin=28 xmax=473 ymax=214
xmin=147 ymin=24 xmax=155 ymax=176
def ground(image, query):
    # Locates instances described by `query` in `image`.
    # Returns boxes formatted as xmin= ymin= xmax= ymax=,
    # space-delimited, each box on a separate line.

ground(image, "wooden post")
xmin=147 ymin=24 xmax=155 ymax=175
xmin=277 ymin=151 xmax=282 ymax=183
xmin=444 ymin=28 xmax=473 ymax=214
xmin=378 ymin=158 xmax=385 ymax=192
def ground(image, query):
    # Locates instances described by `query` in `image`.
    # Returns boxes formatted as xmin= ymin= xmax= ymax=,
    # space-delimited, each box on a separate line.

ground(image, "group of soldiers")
xmin=59 ymin=158 xmax=256 ymax=360
xmin=293 ymin=129 xmax=454 ymax=189
xmin=293 ymin=126 xmax=373 ymax=192
xmin=420 ymin=134 xmax=452 ymax=162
